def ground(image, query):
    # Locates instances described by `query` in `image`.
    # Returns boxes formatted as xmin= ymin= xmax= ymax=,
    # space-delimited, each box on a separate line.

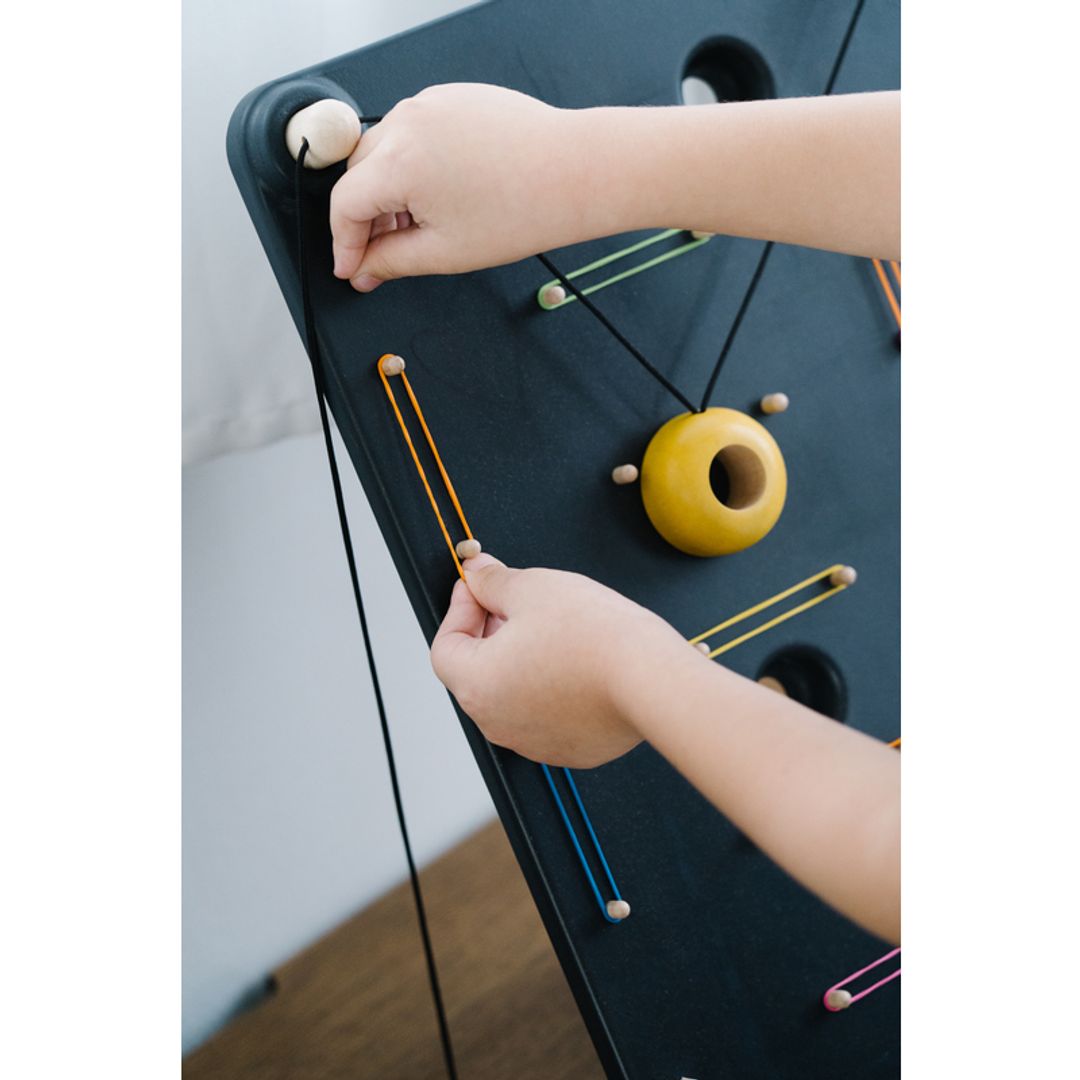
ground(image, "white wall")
xmin=183 ymin=0 xmax=476 ymax=463
xmin=182 ymin=431 xmax=494 ymax=1053
xmin=182 ymin=0 xmax=490 ymax=1055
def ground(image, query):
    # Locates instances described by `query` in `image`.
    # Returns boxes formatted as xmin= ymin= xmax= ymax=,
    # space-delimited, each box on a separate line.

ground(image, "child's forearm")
xmin=615 ymin=641 xmax=900 ymax=943
xmin=571 ymin=91 xmax=900 ymax=261
xmin=332 ymin=85 xmax=899 ymax=286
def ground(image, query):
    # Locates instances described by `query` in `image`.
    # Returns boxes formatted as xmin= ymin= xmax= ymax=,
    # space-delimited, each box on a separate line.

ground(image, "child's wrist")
xmin=558 ymin=106 xmax=665 ymax=240
xmin=605 ymin=625 xmax=703 ymax=742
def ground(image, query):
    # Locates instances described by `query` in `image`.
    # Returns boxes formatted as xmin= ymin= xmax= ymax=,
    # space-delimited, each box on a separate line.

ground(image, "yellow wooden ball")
xmin=640 ymin=408 xmax=787 ymax=556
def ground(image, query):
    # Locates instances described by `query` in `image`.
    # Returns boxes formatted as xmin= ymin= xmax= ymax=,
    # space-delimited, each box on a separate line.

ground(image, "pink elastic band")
xmin=823 ymin=947 xmax=901 ymax=1011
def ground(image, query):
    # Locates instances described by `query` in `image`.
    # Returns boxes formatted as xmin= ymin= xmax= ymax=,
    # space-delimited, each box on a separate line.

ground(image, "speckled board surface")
xmin=228 ymin=2 xmax=900 ymax=1076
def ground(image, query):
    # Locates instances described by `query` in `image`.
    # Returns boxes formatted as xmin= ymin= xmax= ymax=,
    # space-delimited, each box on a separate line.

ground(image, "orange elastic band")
xmin=871 ymin=258 xmax=901 ymax=329
xmin=377 ymin=355 xmax=474 ymax=578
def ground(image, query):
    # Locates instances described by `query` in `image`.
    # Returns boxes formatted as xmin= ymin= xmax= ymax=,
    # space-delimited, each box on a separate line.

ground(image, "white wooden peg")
xmin=695 ymin=642 xmax=712 ymax=656
xmin=611 ymin=463 xmax=639 ymax=485
xmin=824 ymin=988 xmax=853 ymax=1011
xmin=829 ymin=565 xmax=858 ymax=588
xmin=380 ymin=354 xmax=406 ymax=376
xmin=606 ymin=899 xmax=631 ymax=920
xmin=285 ymin=98 xmax=362 ymax=169
xmin=759 ymin=392 xmax=789 ymax=415
xmin=691 ymin=230 xmax=714 ymax=240
xmin=455 ymin=538 xmax=482 ymax=560
xmin=541 ymin=283 xmax=567 ymax=307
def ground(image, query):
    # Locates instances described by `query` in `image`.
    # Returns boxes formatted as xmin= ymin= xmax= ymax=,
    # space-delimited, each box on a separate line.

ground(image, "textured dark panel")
xmin=227 ymin=2 xmax=900 ymax=1076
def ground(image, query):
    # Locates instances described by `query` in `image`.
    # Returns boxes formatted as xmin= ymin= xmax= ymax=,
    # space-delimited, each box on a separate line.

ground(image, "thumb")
xmin=350 ymin=225 xmax=446 ymax=286
xmin=430 ymin=578 xmax=485 ymax=690
xmin=462 ymin=554 xmax=522 ymax=618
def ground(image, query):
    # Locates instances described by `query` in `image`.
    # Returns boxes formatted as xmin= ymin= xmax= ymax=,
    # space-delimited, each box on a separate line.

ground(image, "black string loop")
xmin=294 ymin=138 xmax=459 ymax=1080
xmin=697 ymin=0 xmax=867 ymax=409
xmin=540 ymin=0 xmax=869 ymax=415
xmin=535 ymin=251 xmax=698 ymax=414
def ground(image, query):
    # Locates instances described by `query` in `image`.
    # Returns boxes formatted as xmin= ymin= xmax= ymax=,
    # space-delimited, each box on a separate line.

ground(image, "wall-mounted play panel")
xmin=228 ymin=1 xmax=900 ymax=1076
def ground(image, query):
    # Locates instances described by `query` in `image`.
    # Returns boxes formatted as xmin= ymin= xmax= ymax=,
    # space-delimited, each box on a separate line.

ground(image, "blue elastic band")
xmin=561 ymin=768 xmax=623 ymax=903
xmin=541 ymin=763 xmax=624 ymax=924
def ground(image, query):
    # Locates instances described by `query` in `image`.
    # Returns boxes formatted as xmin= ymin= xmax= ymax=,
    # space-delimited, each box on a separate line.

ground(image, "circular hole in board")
xmin=708 ymin=444 xmax=766 ymax=509
xmin=680 ymin=37 xmax=775 ymax=104
xmin=756 ymin=645 xmax=848 ymax=722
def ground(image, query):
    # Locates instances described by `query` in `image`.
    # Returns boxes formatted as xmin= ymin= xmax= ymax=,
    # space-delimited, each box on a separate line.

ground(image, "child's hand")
xmin=329 ymin=88 xmax=901 ymax=290
xmin=330 ymin=84 xmax=607 ymax=291
xmin=429 ymin=554 xmax=689 ymax=768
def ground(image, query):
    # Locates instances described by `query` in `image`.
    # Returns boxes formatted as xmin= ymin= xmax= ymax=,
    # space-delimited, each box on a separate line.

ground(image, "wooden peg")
xmin=695 ymin=642 xmax=712 ymax=656
xmin=455 ymin=538 xmax=482 ymax=560
xmin=691 ymin=230 xmax=714 ymax=240
xmin=757 ymin=675 xmax=787 ymax=695
xmin=611 ymin=463 xmax=639 ymax=485
xmin=824 ymin=988 xmax=853 ymax=1011
xmin=541 ymin=283 xmax=567 ymax=307
xmin=606 ymin=899 xmax=631 ymax=920
xmin=830 ymin=565 xmax=858 ymax=588
xmin=285 ymin=98 xmax=361 ymax=169
xmin=380 ymin=354 xmax=406 ymax=376
xmin=759 ymin=392 xmax=789 ymax=415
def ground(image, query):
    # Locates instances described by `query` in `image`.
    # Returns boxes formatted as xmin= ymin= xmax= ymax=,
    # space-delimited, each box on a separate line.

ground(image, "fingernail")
xmin=352 ymin=274 xmax=382 ymax=293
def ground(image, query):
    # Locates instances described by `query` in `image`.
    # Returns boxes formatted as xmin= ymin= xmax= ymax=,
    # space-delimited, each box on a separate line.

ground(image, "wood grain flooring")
xmin=184 ymin=820 xmax=605 ymax=1079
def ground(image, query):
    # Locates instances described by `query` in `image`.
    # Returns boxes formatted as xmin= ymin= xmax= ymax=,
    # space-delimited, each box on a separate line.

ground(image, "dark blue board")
xmin=228 ymin=2 xmax=900 ymax=1076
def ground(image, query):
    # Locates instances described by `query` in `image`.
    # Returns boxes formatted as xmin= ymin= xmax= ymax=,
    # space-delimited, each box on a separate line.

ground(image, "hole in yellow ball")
xmin=708 ymin=445 xmax=767 ymax=510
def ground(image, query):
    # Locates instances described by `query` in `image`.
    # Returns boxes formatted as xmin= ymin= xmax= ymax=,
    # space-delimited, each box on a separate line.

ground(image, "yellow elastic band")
xmin=377 ymin=356 xmax=473 ymax=578
xmin=690 ymin=565 xmax=851 ymax=659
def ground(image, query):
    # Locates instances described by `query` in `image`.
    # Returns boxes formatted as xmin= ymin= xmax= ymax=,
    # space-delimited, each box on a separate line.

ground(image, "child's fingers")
xmin=461 ymin=555 xmax=523 ymax=619
xmin=329 ymin=156 xmax=395 ymax=279
xmin=438 ymin=577 xmax=489 ymax=640
xmin=368 ymin=210 xmax=399 ymax=242
xmin=330 ymin=213 xmax=371 ymax=281
xmin=346 ymin=120 xmax=383 ymax=169
xmin=347 ymin=223 xmax=443 ymax=290
xmin=430 ymin=579 xmax=488 ymax=688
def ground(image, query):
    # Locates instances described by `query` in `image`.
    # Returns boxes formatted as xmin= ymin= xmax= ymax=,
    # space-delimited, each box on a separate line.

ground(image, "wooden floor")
xmin=184 ymin=821 xmax=604 ymax=1079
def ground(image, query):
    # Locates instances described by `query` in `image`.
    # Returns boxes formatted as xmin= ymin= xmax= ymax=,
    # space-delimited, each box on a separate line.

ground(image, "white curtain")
xmin=182 ymin=0 xmax=474 ymax=463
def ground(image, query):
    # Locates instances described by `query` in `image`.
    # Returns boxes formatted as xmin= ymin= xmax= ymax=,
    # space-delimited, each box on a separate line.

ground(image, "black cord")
xmin=294 ymin=139 xmax=459 ymax=1080
xmin=822 ymin=0 xmax=868 ymax=98
xmin=696 ymin=241 xmax=774 ymax=412
xmin=535 ymin=251 xmax=697 ymax=414
xmin=538 ymin=0 xmax=870 ymax=416
xmin=697 ymin=0 xmax=868 ymax=411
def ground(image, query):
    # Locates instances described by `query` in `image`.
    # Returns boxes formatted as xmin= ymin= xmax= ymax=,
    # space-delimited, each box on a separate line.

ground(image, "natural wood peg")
xmin=611 ymin=464 xmax=639 ymax=485
xmin=757 ymin=675 xmax=788 ymax=695
xmin=456 ymin=538 xmax=482 ymax=560
xmin=541 ymin=284 xmax=567 ymax=307
xmin=829 ymin=565 xmax=857 ymax=588
xmin=380 ymin=354 xmax=406 ymax=376
xmin=824 ymin=988 xmax=853 ymax=1011
xmin=695 ymin=642 xmax=712 ymax=655
xmin=759 ymin=392 xmax=789 ymax=415
xmin=285 ymin=98 xmax=362 ymax=169
xmin=606 ymin=899 xmax=631 ymax=920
